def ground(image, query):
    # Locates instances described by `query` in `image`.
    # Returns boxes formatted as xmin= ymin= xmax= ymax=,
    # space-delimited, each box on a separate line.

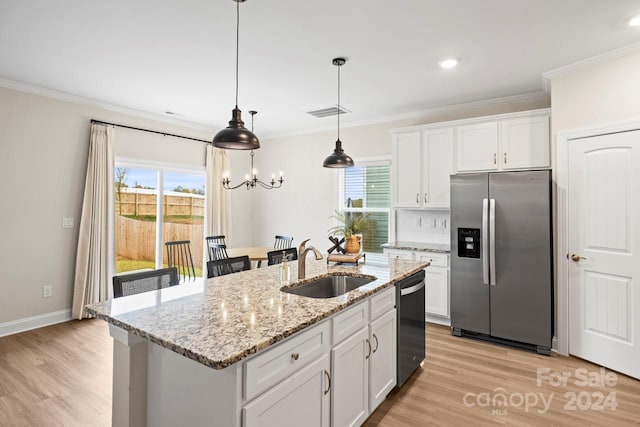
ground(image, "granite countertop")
xmin=382 ymin=241 xmax=450 ymax=253
xmin=86 ymin=258 xmax=427 ymax=370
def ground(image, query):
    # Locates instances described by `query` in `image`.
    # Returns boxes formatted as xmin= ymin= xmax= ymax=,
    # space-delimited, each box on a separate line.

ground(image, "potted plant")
xmin=328 ymin=211 xmax=372 ymax=254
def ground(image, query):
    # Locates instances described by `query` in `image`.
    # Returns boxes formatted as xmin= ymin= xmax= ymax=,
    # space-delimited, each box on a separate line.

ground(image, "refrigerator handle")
xmin=482 ymin=198 xmax=489 ymax=285
xmin=489 ymin=198 xmax=496 ymax=286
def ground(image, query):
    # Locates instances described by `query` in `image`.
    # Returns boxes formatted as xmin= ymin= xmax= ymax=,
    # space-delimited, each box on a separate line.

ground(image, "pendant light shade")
xmin=323 ymin=139 xmax=354 ymax=168
xmin=213 ymin=107 xmax=259 ymax=150
xmin=323 ymin=57 xmax=354 ymax=168
xmin=212 ymin=0 xmax=260 ymax=150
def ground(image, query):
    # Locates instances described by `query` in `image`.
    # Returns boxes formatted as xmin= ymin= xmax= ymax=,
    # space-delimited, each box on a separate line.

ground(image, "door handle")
xmin=416 ymin=193 xmax=419 ymax=204
xmin=401 ymin=280 xmax=425 ymax=296
xmin=324 ymin=370 xmax=331 ymax=395
xmin=424 ymin=193 xmax=428 ymax=204
xmin=489 ymin=198 xmax=496 ymax=286
xmin=570 ymin=254 xmax=587 ymax=262
xmin=372 ymin=334 xmax=379 ymax=353
xmin=482 ymin=198 xmax=489 ymax=285
xmin=493 ymin=153 xmax=497 ymax=164
xmin=365 ymin=338 xmax=372 ymax=359
xmin=504 ymin=152 xmax=507 ymax=164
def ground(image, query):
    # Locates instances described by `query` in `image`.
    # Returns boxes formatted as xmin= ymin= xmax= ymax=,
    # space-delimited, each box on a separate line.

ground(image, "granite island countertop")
xmin=86 ymin=258 xmax=427 ymax=370
xmin=382 ymin=241 xmax=450 ymax=253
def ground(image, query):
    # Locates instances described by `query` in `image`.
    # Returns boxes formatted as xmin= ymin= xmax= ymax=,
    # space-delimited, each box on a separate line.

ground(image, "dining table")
xmin=226 ymin=246 xmax=275 ymax=267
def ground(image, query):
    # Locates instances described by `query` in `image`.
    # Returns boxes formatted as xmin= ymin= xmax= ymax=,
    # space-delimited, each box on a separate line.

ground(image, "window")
xmin=114 ymin=164 xmax=205 ymax=276
xmin=339 ymin=159 xmax=391 ymax=259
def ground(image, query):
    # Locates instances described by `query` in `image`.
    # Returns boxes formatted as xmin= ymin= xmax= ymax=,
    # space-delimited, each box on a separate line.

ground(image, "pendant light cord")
xmin=337 ymin=62 xmax=341 ymax=141
xmin=235 ymin=0 xmax=240 ymax=108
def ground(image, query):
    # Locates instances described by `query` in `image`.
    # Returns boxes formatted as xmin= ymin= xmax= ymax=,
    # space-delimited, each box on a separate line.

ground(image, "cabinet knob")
xmin=291 ymin=352 xmax=299 ymax=361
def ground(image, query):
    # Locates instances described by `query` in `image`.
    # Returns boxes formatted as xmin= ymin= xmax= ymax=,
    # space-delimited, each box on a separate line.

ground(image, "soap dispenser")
xmin=279 ymin=251 xmax=291 ymax=285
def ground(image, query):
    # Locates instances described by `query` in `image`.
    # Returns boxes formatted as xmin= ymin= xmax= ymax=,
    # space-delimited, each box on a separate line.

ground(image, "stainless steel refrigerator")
xmin=450 ymin=170 xmax=553 ymax=354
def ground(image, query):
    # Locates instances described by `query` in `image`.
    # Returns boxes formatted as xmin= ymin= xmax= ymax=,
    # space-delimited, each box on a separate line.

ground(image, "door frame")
xmin=556 ymin=117 xmax=640 ymax=356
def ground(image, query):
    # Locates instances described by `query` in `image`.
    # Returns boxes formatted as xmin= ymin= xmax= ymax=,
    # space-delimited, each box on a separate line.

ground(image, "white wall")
xmin=0 ymin=86 xmax=254 ymax=327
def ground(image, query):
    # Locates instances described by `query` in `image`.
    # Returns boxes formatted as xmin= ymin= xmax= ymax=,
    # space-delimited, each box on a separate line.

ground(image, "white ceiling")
xmin=1 ymin=0 xmax=640 ymax=138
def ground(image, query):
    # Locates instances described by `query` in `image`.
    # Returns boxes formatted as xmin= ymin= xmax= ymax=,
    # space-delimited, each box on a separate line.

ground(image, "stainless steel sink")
xmin=282 ymin=274 xmax=376 ymax=298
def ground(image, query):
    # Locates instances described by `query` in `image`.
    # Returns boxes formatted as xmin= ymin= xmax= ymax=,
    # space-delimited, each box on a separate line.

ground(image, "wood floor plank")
xmin=0 ymin=320 xmax=638 ymax=426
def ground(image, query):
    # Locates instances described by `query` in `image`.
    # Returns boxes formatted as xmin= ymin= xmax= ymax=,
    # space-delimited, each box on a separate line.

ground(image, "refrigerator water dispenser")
xmin=457 ymin=228 xmax=480 ymax=258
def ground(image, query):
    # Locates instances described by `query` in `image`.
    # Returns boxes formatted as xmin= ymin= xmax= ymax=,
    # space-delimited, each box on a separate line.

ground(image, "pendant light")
xmin=323 ymin=57 xmax=354 ymax=168
xmin=212 ymin=0 xmax=260 ymax=150
xmin=222 ymin=111 xmax=284 ymax=190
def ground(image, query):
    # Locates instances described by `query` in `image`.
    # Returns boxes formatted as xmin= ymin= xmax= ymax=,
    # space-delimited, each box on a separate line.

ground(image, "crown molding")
xmin=262 ymin=91 xmax=549 ymax=140
xmin=542 ymin=41 xmax=640 ymax=92
xmin=0 ymin=77 xmax=215 ymax=133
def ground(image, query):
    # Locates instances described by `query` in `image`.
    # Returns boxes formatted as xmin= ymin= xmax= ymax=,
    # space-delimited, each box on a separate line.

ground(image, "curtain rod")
xmin=90 ymin=119 xmax=211 ymax=144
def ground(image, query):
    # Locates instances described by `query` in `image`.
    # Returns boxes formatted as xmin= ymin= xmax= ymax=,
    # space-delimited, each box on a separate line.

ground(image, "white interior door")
xmin=568 ymin=129 xmax=640 ymax=379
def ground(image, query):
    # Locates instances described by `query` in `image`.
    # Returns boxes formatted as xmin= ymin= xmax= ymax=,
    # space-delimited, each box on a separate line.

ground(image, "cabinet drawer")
xmin=384 ymin=249 xmax=413 ymax=261
xmin=244 ymin=321 xmax=331 ymax=401
xmin=415 ymin=252 xmax=448 ymax=267
xmin=369 ymin=287 xmax=396 ymax=321
xmin=332 ymin=301 xmax=369 ymax=346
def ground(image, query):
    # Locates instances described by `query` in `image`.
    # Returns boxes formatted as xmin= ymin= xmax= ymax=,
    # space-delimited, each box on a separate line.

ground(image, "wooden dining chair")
xmin=207 ymin=255 xmax=251 ymax=278
xmin=274 ymin=235 xmax=294 ymax=249
xmin=205 ymin=235 xmax=227 ymax=261
xmin=267 ymin=248 xmax=298 ymax=266
xmin=165 ymin=240 xmax=196 ymax=282
xmin=208 ymin=243 xmax=229 ymax=261
xmin=112 ymin=267 xmax=179 ymax=298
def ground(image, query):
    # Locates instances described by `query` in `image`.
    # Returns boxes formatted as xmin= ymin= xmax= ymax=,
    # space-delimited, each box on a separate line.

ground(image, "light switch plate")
xmin=62 ymin=217 xmax=74 ymax=228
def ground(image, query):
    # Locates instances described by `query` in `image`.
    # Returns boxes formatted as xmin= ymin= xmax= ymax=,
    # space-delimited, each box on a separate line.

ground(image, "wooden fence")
xmin=116 ymin=216 xmax=205 ymax=269
xmin=115 ymin=190 xmax=205 ymax=217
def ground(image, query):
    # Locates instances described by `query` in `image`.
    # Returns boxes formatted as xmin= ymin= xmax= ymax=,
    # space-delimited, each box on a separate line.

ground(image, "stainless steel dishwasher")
xmin=396 ymin=270 xmax=426 ymax=387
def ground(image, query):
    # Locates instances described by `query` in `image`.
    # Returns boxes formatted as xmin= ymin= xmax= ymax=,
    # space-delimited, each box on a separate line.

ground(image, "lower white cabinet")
xmin=385 ymin=248 xmax=450 ymax=322
xmin=243 ymin=353 xmax=330 ymax=427
xmin=368 ymin=309 xmax=397 ymax=411
xmin=332 ymin=328 xmax=370 ymax=427
xmin=424 ymin=267 xmax=449 ymax=318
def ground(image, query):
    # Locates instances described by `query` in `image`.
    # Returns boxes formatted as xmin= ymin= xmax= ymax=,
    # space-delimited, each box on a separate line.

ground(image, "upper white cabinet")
xmin=391 ymin=110 xmax=550 ymax=191
xmin=456 ymin=112 xmax=550 ymax=173
xmin=456 ymin=121 xmax=499 ymax=171
xmin=392 ymin=132 xmax=422 ymax=207
xmin=499 ymin=115 xmax=550 ymax=170
xmin=392 ymin=128 xmax=454 ymax=208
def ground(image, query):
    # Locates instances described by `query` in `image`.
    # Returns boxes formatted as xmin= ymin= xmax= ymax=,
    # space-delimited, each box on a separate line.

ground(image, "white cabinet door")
xmin=423 ymin=128 xmax=454 ymax=208
xmin=500 ymin=116 xmax=550 ymax=170
xmin=369 ymin=309 xmax=397 ymax=412
xmin=392 ymin=132 xmax=421 ymax=207
xmin=424 ymin=267 xmax=449 ymax=318
xmin=243 ymin=354 xmax=330 ymax=427
xmin=331 ymin=328 xmax=369 ymax=427
xmin=456 ymin=121 xmax=499 ymax=172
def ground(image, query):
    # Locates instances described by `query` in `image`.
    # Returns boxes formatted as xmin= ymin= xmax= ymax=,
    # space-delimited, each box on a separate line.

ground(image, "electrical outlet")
xmin=62 ymin=217 xmax=74 ymax=229
xmin=42 ymin=285 xmax=53 ymax=298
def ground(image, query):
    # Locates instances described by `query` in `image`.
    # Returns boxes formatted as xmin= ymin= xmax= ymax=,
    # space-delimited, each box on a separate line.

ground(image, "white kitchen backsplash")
xmin=395 ymin=209 xmax=450 ymax=244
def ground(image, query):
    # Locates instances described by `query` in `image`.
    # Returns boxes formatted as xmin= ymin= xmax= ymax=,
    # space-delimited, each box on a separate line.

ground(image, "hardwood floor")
xmin=0 ymin=320 xmax=638 ymax=426
xmin=365 ymin=324 xmax=640 ymax=426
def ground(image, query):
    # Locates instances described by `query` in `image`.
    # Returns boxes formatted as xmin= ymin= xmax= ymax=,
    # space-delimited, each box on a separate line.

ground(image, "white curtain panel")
xmin=71 ymin=123 xmax=115 ymax=319
xmin=205 ymin=144 xmax=230 ymax=249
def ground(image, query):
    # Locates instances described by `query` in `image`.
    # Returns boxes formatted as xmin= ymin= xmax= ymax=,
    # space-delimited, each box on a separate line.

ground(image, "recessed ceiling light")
xmin=439 ymin=58 xmax=458 ymax=69
xmin=629 ymin=14 xmax=640 ymax=26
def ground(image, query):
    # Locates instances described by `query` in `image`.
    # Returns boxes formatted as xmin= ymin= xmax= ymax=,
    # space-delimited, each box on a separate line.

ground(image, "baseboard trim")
xmin=0 ymin=309 xmax=72 ymax=337
xmin=426 ymin=315 xmax=451 ymax=327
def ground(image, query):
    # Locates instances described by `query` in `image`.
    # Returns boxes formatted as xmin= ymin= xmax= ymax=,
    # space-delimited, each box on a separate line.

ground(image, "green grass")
xmin=116 ymin=258 xmax=203 ymax=277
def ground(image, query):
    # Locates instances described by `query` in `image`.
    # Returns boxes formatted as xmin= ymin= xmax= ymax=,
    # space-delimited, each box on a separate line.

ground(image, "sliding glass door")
xmin=114 ymin=164 xmax=205 ymax=275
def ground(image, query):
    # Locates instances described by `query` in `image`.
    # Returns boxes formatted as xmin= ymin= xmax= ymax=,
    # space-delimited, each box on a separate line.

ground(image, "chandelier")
xmin=222 ymin=111 xmax=284 ymax=190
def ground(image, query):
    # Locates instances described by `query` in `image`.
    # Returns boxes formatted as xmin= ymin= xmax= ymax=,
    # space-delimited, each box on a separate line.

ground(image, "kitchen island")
xmin=88 ymin=258 xmax=428 ymax=427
